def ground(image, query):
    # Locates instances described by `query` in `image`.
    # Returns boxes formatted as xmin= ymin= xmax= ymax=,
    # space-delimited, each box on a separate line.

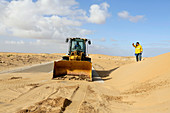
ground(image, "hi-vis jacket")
xmin=134 ymin=44 xmax=143 ymax=54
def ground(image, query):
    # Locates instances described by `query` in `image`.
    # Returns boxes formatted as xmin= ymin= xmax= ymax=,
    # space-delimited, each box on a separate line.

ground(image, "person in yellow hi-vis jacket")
xmin=132 ymin=42 xmax=143 ymax=62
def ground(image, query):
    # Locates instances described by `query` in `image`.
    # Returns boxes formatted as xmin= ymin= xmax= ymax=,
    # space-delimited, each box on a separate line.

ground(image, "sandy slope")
xmin=0 ymin=53 xmax=169 ymax=113
xmin=102 ymin=52 xmax=170 ymax=113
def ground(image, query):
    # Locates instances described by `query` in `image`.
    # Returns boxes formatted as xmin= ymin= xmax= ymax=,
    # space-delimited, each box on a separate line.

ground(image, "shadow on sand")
xmin=95 ymin=67 xmax=119 ymax=81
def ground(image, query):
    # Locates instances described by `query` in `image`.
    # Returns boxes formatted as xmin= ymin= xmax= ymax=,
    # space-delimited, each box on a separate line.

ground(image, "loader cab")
xmin=66 ymin=38 xmax=91 ymax=55
xmin=70 ymin=39 xmax=85 ymax=53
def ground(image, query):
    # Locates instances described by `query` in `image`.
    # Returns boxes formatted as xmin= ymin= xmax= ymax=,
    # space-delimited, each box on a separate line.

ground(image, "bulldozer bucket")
xmin=53 ymin=60 xmax=92 ymax=81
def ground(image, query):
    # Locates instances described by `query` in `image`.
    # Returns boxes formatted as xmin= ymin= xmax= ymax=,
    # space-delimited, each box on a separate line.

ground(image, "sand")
xmin=0 ymin=52 xmax=169 ymax=113
xmin=0 ymin=52 xmax=63 ymax=71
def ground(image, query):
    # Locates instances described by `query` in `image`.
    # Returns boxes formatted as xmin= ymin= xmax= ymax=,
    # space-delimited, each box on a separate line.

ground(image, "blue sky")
xmin=82 ymin=0 xmax=170 ymax=56
xmin=0 ymin=0 xmax=169 ymax=57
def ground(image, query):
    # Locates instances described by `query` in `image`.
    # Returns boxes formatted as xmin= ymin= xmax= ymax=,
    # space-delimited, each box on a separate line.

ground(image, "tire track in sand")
xmin=64 ymin=83 xmax=88 ymax=113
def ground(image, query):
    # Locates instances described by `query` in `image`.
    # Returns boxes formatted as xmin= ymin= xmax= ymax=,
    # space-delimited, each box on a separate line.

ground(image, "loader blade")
xmin=53 ymin=60 xmax=92 ymax=81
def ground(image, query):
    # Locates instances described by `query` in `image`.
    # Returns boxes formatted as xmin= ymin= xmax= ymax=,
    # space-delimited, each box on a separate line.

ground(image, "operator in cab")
xmin=74 ymin=42 xmax=81 ymax=50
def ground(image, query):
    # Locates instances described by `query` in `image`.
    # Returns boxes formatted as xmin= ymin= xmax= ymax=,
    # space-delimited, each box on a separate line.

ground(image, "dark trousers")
xmin=136 ymin=53 xmax=142 ymax=62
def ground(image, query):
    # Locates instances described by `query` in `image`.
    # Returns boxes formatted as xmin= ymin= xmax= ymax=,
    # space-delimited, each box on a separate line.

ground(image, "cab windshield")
xmin=71 ymin=40 xmax=84 ymax=52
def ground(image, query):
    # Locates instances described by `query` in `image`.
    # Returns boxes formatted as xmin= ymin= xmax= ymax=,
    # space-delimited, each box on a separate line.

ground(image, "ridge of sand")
xmin=99 ymin=52 xmax=170 ymax=113
xmin=105 ymin=52 xmax=170 ymax=91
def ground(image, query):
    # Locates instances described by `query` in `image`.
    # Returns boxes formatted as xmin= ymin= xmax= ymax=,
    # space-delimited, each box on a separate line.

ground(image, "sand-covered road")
xmin=0 ymin=53 xmax=63 ymax=72
xmin=0 ymin=53 xmax=169 ymax=113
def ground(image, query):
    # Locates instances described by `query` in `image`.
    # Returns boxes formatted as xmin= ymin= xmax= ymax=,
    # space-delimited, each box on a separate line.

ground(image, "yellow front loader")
xmin=53 ymin=38 xmax=92 ymax=81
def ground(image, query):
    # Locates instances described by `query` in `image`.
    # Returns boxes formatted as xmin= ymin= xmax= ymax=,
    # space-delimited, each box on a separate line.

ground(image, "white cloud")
xmin=5 ymin=40 xmax=25 ymax=45
xmin=29 ymin=40 xmax=47 ymax=45
xmin=129 ymin=15 xmax=144 ymax=23
xmin=118 ymin=11 xmax=129 ymax=19
xmin=5 ymin=39 xmax=62 ymax=46
xmin=88 ymin=2 xmax=110 ymax=24
xmin=118 ymin=11 xmax=144 ymax=23
xmin=0 ymin=0 xmax=110 ymax=41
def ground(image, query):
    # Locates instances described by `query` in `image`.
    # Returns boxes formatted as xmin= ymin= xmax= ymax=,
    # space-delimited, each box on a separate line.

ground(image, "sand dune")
xmin=103 ymin=52 xmax=170 ymax=113
xmin=106 ymin=52 xmax=170 ymax=91
xmin=0 ymin=53 xmax=169 ymax=113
